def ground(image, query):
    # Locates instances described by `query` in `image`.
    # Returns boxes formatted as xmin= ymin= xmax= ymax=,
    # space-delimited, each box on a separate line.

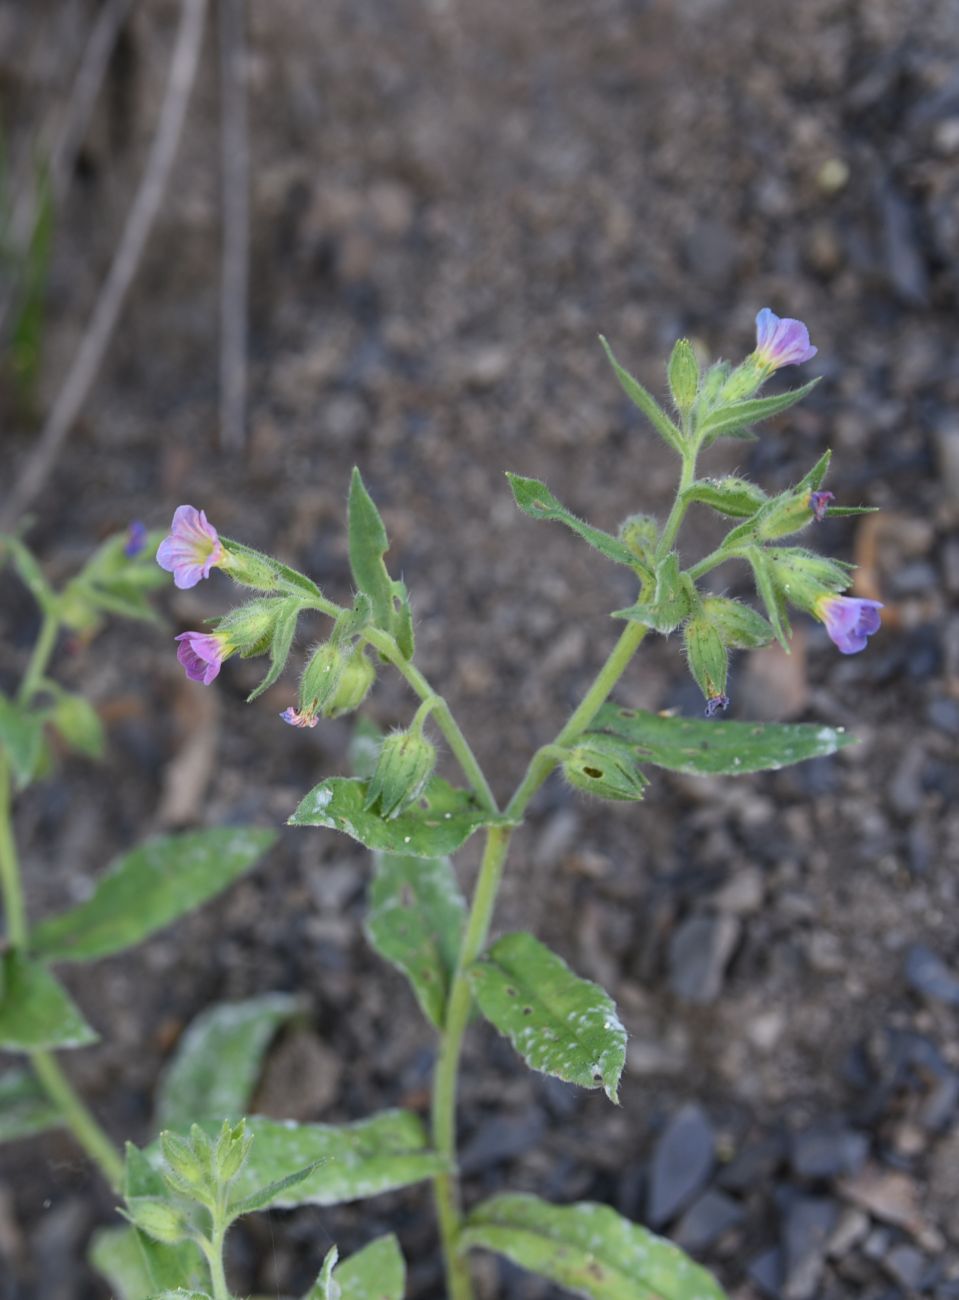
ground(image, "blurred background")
xmin=1 ymin=0 xmax=958 ymax=1296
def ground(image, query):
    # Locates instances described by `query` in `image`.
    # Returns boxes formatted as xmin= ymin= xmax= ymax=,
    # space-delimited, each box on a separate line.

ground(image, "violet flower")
xmin=279 ymin=707 xmax=319 ymax=728
xmin=808 ymin=490 xmax=835 ymax=522
xmin=124 ymin=520 xmax=148 ymax=558
xmin=815 ymin=595 xmax=883 ymax=655
xmin=754 ymin=308 xmax=817 ymax=371
xmin=157 ymin=505 xmax=224 ymax=589
xmin=175 ymin=631 xmax=231 ymax=685
xmin=704 ymin=694 xmax=729 ymax=718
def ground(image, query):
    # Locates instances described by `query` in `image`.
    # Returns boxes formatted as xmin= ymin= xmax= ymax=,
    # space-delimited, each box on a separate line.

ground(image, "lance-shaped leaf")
xmin=744 ymin=546 xmax=791 ymax=650
xmin=307 ymin=1235 xmax=406 ymax=1300
xmin=506 ymin=474 xmax=636 ymax=567
xmin=290 ymin=776 xmax=510 ymax=859
xmin=612 ymin=553 xmax=694 ymax=634
xmin=207 ymin=1112 xmax=445 ymax=1207
xmin=348 ymin=468 xmax=395 ymax=630
xmin=365 ymin=854 xmax=466 ymax=1029
xmin=590 ymin=704 xmax=855 ymax=776
xmin=469 ymin=933 xmax=626 ymax=1102
xmin=0 ymin=1068 xmax=64 ymax=1142
xmin=246 ymin=597 xmax=301 ymax=702
xmin=309 ymin=1247 xmax=339 ymax=1300
xmin=599 ymin=337 xmax=685 ymax=455
xmin=0 ymin=952 xmax=97 ymax=1051
xmin=32 ymin=828 xmax=276 ymax=964
xmin=155 ymin=994 xmax=300 ymax=1132
xmin=698 ymin=379 xmax=820 ymax=446
xmin=228 ymin=1157 xmax=327 ymax=1216
xmin=680 ymin=477 xmax=769 ymax=519
xmin=0 ymin=694 xmax=44 ymax=787
xmin=461 ymin=1194 xmax=728 ymax=1300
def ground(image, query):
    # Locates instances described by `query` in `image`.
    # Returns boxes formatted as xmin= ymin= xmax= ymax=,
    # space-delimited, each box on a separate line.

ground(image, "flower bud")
xmin=324 ymin=646 xmax=376 ymax=718
xmin=764 ymin=547 xmax=851 ymax=614
xmin=562 ymin=736 xmax=648 ymax=802
xmin=683 ymin=613 xmax=729 ymax=710
xmin=214 ymin=1119 xmax=254 ymax=1184
xmin=299 ymin=642 xmax=350 ymax=717
xmin=122 ymin=1196 xmax=192 ymax=1245
xmin=718 ymin=358 xmax=765 ymax=404
xmin=218 ymin=598 xmax=291 ymax=657
xmin=755 ymin=490 xmax=817 ymax=541
xmin=160 ymin=1130 xmax=210 ymax=1198
xmin=618 ymin=513 xmax=659 ymax=569
xmin=364 ymin=729 xmax=436 ymax=818
xmin=667 ymin=338 xmax=699 ymax=414
xmin=218 ymin=544 xmax=280 ymax=592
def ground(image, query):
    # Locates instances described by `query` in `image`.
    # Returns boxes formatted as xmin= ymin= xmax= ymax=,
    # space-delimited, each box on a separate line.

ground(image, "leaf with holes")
xmin=365 ymin=854 xmax=466 ymax=1029
xmin=469 ymin=933 xmax=626 ymax=1102
xmin=155 ymin=994 xmax=300 ymax=1132
xmin=32 ymin=828 xmax=276 ymax=963
xmin=461 ymin=1194 xmax=728 ymax=1300
xmin=590 ymin=704 xmax=855 ymax=775
xmin=506 ymin=474 xmax=636 ymax=567
xmin=0 ymin=952 xmax=97 ymax=1052
xmin=0 ymin=1068 xmax=64 ymax=1143
xmin=289 ymin=776 xmax=511 ymax=858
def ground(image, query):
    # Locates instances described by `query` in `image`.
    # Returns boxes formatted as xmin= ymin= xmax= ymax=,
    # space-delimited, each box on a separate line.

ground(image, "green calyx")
xmin=364 ymin=729 xmax=437 ymax=819
xmin=561 ymin=736 xmax=648 ymax=802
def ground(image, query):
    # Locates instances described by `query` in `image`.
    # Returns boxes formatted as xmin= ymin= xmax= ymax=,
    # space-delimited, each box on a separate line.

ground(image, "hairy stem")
xmin=17 ymin=610 xmax=58 ymax=706
xmin=29 ymin=1051 xmax=124 ymax=1190
xmin=203 ymin=1224 xmax=232 ymax=1300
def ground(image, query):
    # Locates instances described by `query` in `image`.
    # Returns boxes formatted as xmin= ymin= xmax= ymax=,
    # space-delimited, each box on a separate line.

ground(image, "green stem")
xmin=365 ymin=629 xmax=499 ymax=814
xmin=201 ymin=1226 xmax=232 ymax=1300
xmin=29 ymin=1050 xmax=124 ymax=1190
xmin=430 ymin=617 xmax=649 ymax=1298
xmin=687 ymin=545 xmax=742 ymax=582
xmin=655 ymin=450 xmax=696 ymax=561
xmin=17 ymin=610 xmax=59 ymax=705
xmin=0 ymin=756 xmax=28 ymax=946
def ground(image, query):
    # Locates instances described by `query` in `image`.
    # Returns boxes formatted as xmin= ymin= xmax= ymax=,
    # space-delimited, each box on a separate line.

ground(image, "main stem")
xmin=430 ymin=618 xmax=648 ymax=1299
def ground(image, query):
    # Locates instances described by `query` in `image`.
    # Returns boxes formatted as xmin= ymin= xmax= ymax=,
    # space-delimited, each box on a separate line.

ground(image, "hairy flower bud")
xmin=122 ymin=1197 xmax=192 ymax=1245
xmin=562 ymin=737 xmax=648 ymax=802
xmin=324 ymin=646 xmax=376 ymax=718
xmin=214 ymin=1119 xmax=254 ymax=1185
xmin=364 ymin=729 xmax=436 ymax=818
xmin=299 ymin=642 xmax=350 ymax=717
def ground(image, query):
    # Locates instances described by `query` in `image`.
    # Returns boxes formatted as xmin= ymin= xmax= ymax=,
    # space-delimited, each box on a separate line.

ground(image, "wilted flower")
xmin=704 ymin=694 xmax=729 ymax=717
xmin=124 ymin=521 xmax=148 ymax=558
xmin=157 ymin=506 xmax=224 ymax=589
xmin=754 ymin=308 xmax=817 ymax=371
xmin=279 ymin=707 xmax=319 ymax=728
xmin=815 ymin=595 xmax=883 ymax=655
xmin=175 ymin=630 xmax=232 ymax=684
xmin=807 ymin=490 xmax=834 ymax=522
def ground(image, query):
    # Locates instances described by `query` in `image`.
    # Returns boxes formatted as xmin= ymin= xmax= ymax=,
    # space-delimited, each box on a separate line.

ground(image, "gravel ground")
xmin=1 ymin=1 xmax=958 ymax=1297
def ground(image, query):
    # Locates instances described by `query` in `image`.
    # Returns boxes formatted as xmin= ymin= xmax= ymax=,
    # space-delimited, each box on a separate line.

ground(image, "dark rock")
xmin=879 ymin=179 xmax=931 ymax=307
xmin=748 ymin=1246 xmax=785 ymax=1300
xmin=920 ymin=1071 xmax=959 ymax=1132
xmin=790 ymin=1122 xmax=870 ymax=1181
xmin=783 ymin=1196 xmax=839 ymax=1300
xmin=674 ymin=1188 xmax=744 ymax=1252
xmin=719 ymin=1133 xmax=787 ymax=1192
xmin=459 ymin=1108 xmax=546 ymax=1174
xmin=668 ymin=912 xmax=740 ymax=1005
xmin=647 ymin=1103 xmax=716 ymax=1228
xmin=905 ymin=945 xmax=959 ymax=1006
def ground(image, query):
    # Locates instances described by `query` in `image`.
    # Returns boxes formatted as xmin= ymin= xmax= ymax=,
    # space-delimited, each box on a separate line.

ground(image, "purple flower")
xmin=704 ymin=694 xmax=729 ymax=718
xmin=815 ymin=595 xmax=883 ymax=655
xmin=124 ymin=521 xmax=148 ymax=558
xmin=156 ymin=505 xmax=224 ymax=589
xmin=808 ymin=490 xmax=835 ymax=522
xmin=175 ymin=631 xmax=230 ymax=684
xmin=754 ymin=308 xmax=817 ymax=371
xmin=279 ymin=707 xmax=319 ymax=728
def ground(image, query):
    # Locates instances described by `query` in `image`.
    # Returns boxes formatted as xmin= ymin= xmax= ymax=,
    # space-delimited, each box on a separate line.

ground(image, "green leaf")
xmin=89 ymin=1227 xmax=155 ymax=1300
xmin=599 ymin=337 xmax=685 ymax=454
xmin=0 ymin=1068 xmax=64 ymax=1142
xmin=590 ymin=704 xmax=855 ymax=775
xmin=32 ymin=828 xmax=276 ymax=964
xmin=612 ymin=553 xmax=693 ymax=634
xmin=119 ymin=1144 xmax=206 ymax=1294
xmin=698 ymin=378 xmax=820 ymax=446
xmin=680 ymin=477 xmax=769 ymax=519
xmin=745 ymin=547 xmax=791 ymax=650
xmin=213 ymin=1111 xmax=446 ymax=1207
xmin=325 ymin=1235 xmax=406 ymax=1300
xmin=365 ymin=853 xmax=466 ymax=1029
xmin=228 ymin=1157 xmax=327 ymax=1216
xmin=390 ymin=580 xmax=415 ymax=661
xmin=308 ymin=1247 xmax=339 ymax=1300
xmin=667 ymin=338 xmax=699 ymax=414
xmin=47 ymin=692 xmax=106 ymax=758
xmin=155 ymin=994 xmax=300 ymax=1132
xmin=246 ymin=598 xmax=301 ymax=702
xmin=461 ymin=1194 xmax=728 ymax=1300
xmin=289 ymin=776 xmax=511 ymax=859
xmin=795 ymin=449 xmax=831 ymax=492
xmin=0 ymin=534 xmax=56 ymax=611
xmin=147 ymin=1292 xmax=212 ymax=1299
xmin=505 ymin=474 xmax=636 ymax=567
xmin=469 ymin=933 xmax=626 ymax=1102
xmin=0 ymin=952 xmax=97 ymax=1051
xmin=348 ymin=468 xmax=395 ymax=630
xmin=0 ymin=693 xmax=44 ymax=787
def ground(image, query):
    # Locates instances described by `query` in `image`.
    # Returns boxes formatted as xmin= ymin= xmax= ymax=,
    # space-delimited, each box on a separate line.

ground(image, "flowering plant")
xmin=1 ymin=311 xmax=881 ymax=1300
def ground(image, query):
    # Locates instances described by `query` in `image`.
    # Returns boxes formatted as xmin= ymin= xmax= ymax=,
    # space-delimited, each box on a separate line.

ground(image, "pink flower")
xmin=815 ymin=595 xmax=883 ymax=655
xmin=279 ymin=707 xmax=319 ymax=728
xmin=156 ymin=506 xmax=224 ymax=589
xmin=754 ymin=308 xmax=817 ymax=371
xmin=175 ymin=631 xmax=231 ymax=684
